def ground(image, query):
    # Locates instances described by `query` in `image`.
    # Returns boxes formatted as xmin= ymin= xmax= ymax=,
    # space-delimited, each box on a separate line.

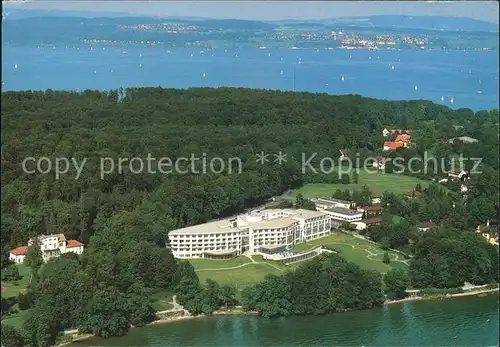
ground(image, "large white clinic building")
xmin=167 ymin=209 xmax=331 ymax=258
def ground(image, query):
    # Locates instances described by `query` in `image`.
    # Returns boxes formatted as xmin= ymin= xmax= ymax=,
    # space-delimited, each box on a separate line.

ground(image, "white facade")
xmin=10 ymin=234 xmax=84 ymax=263
xmin=312 ymin=198 xmax=354 ymax=210
xmin=9 ymin=249 xmax=27 ymax=264
xmin=312 ymin=198 xmax=362 ymax=222
xmin=352 ymin=221 xmax=367 ymax=230
xmin=167 ymin=209 xmax=332 ymax=258
xmin=319 ymin=207 xmax=363 ymax=222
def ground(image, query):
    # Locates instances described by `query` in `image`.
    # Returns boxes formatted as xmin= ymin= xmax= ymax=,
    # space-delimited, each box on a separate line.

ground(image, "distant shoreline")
xmin=58 ymin=288 xmax=499 ymax=346
xmin=384 ymin=287 xmax=499 ymax=306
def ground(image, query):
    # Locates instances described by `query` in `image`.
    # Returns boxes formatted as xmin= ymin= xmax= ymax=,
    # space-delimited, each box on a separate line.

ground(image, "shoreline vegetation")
xmin=58 ymin=288 xmax=499 ymax=347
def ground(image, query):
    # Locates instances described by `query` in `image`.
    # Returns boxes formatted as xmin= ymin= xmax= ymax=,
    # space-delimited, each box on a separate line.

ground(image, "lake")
xmin=2 ymin=45 xmax=499 ymax=111
xmin=76 ymin=294 xmax=499 ymax=346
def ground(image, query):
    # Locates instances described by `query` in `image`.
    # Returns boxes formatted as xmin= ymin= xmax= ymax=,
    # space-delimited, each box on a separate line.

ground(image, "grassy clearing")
xmin=196 ymin=263 xmax=282 ymax=291
xmin=283 ymin=170 xmax=429 ymax=198
xmin=188 ymin=257 xmax=252 ymax=270
xmin=150 ymin=290 xmax=174 ymax=311
xmin=1 ymin=264 xmax=31 ymax=299
xmin=294 ymin=233 xmax=409 ymax=273
xmin=1 ymin=309 xmax=31 ymax=329
xmin=192 ymin=233 xmax=408 ymax=292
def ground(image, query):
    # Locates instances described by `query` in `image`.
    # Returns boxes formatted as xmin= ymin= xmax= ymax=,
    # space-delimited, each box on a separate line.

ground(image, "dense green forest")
xmin=1 ymin=88 xmax=498 ymax=345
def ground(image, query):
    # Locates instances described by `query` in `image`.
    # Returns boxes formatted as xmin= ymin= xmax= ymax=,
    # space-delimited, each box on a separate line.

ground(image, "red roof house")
xmin=362 ymin=216 xmax=383 ymax=225
xmin=9 ymin=246 xmax=28 ymax=256
xmin=384 ymin=141 xmax=404 ymax=151
xmin=66 ymin=240 xmax=84 ymax=248
xmin=395 ymin=134 xmax=411 ymax=143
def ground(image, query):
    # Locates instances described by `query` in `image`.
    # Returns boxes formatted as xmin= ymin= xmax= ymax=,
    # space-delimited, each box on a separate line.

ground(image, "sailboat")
xmin=139 ymin=52 xmax=142 ymax=58
xmin=268 ymin=53 xmax=271 ymax=57
xmin=450 ymin=97 xmax=454 ymax=104
xmin=391 ymin=65 xmax=395 ymax=70
xmin=202 ymin=73 xmax=206 ymax=78
xmin=14 ymin=64 xmax=18 ymax=69
xmin=414 ymin=85 xmax=418 ymax=91
xmin=341 ymin=76 xmax=345 ymax=82
xmin=440 ymin=95 xmax=444 ymax=102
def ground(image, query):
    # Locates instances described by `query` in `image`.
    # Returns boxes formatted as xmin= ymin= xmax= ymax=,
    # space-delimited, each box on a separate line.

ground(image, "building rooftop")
xmin=360 ymin=206 xmax=383 ymax=211
xmin=362 ymin=216 xmax=382 ymax=225
xmin=169 ymin=208 xmax=328 ymax=235
xmin=384 ymin=141 xmax=404 ymax=150
xmin=251 ymin=216 xmax=298 ymax=229
xmin=10 ymin=246 xmax=28 ymax=256
xmin=448 ymin=136 xmax=479 ymax=144
xmin=313 ymin=197 xmax=352 ymax=205
xmin=32 ymin=233 xmax=66 ymax=242
xmin=169 ymin=220 xmax=240 ymax=235
xmin=288 ymin=208 xmax=327 ymax=219
xmin=418 ymin=221 xmax=436 ymax=228
xmin=325 ymin=207 xmax=363 ymax=216
xmin=67 ymin=240 xmax=84 ymax=248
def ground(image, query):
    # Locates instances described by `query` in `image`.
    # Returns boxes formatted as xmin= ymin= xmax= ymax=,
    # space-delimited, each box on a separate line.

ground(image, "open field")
xmin=1 ymin=264 xmax=31 ymax=299
xmin=283 ymin=171 xmax=429 ymax=198
xmin=196 ymin=263 xmax=283 ymax=291
xmin=189 ymin=257 xmax=252 ymax=270
xmin=189 ymin=233 xmax=409 ymax=293
xmin=1 ymin=309 xmax=31 ymax=329
xmin=293 ymin=233 xmax=409 ymax=273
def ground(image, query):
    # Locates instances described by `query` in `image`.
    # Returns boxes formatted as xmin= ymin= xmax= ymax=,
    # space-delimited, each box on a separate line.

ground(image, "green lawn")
xmin=196 ymin=263 xmax=283 ymax=291
xmin=1 ymin=309 xmax=31 ymax=329
xmin=283 ymin=170 xmax=429 ymax=198
xmin=192 ymin=233 xmax=408 ymax=292
xmin=1 ymin=264 xmax=32 ymax=298
xmin=150 ymin=290 xmax=174 ymax=311
xmin=188 ymin=256 xmax=252 ymax=270
xmin=294 ymin=233 xmax=409 ymax=273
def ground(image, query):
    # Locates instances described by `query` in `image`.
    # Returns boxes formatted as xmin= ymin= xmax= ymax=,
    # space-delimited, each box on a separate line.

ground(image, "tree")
xmin=1 ymin=325 xmax=25 ymax=347
xmin=382 ymin=252 xmax=390 ymax=264
xmin=202 ymin=279 xmax=221 ymax=315
xmin=384 ymin=269 xmax=409 ymax=300
xmin=353 ymin=171 xmax=359 ymax=184
xmin=78 ymin=286 xmax=130 ymax=338
xmin=1 ymin=264 xmax=21 ymax=281
xmin=295 ymin=193 xmax=305 ymax=208
xmin=24 ymin=240 xmax=44 ymax=273
xmin=219 ymin=285 xmax=237 ymax=310
xmin=294 ymin=193 xmax=316 ymax=211
xmin=341 ymin=174 xmax=350 ymax=185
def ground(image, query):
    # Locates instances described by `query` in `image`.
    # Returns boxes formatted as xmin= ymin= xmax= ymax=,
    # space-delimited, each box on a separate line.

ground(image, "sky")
xmin=3 ymin=1 xmax=500 ymax=23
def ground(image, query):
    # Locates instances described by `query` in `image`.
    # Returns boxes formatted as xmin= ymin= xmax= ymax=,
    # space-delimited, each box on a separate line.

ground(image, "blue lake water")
xmin=2 ymin=45 xmax=499 ymax=111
